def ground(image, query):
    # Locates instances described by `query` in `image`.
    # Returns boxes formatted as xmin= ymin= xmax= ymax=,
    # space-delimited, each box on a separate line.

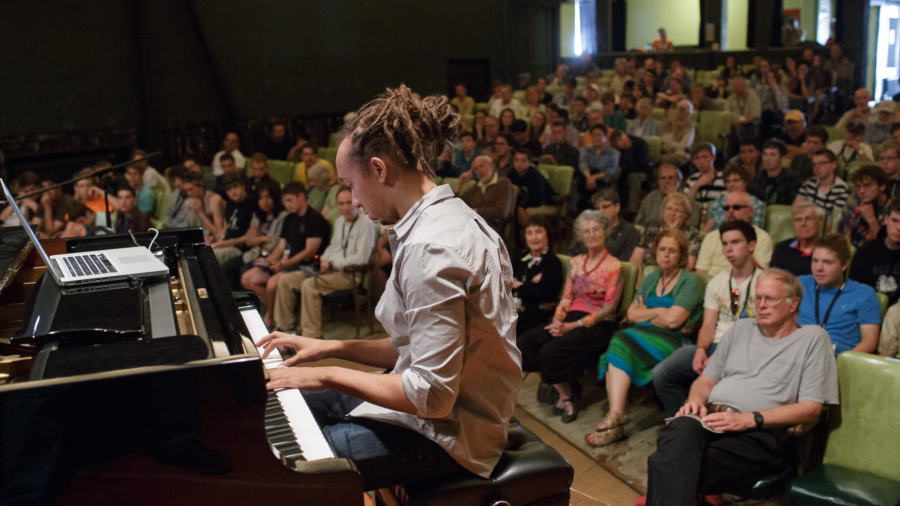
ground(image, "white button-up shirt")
xmin=350 ymin=184 xmax=522 ymax=478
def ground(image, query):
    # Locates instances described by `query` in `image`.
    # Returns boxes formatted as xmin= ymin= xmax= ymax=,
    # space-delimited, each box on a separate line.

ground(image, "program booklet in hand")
xmin=664 ymin=414 xmax=723 ymax=433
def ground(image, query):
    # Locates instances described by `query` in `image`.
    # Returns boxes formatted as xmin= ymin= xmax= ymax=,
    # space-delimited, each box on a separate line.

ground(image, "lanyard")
xmin=340 ymin=218 xmax=356 ymax=258
xmin=728 ymin=268 xmax=756 ymax=317
xmin=815 ymin=283 xmax=845 ymax=327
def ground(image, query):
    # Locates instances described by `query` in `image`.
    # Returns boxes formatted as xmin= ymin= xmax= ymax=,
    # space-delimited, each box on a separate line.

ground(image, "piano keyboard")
xmin=240 ymin=308 xmax=336 ymax=463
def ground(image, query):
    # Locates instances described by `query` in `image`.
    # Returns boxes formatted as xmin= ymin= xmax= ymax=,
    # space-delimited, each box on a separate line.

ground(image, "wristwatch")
xmin=752 ymin=411 xmax=764 ymax=429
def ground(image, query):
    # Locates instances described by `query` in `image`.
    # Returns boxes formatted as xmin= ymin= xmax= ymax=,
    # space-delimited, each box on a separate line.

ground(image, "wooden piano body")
xmin=0 ymin=227 xmax=363 ymax=505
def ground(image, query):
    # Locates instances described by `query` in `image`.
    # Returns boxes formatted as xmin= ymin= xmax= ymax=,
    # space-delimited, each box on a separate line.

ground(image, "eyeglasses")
xmin=793 ymin=215 xmax=818 ymax=224
xmin=723 ymin=205 xmax=749 ymax=211
xmin=754 ymin=295 xmax=790 ymax=306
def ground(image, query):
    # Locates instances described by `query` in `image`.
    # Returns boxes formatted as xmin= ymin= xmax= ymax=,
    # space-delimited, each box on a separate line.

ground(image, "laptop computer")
xmin=1 ymin=178 xmax=168 ymax=286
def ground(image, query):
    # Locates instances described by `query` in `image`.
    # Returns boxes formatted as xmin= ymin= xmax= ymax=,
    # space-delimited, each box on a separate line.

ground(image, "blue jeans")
xmin=301 ymin=389 xmax=464 ymax=491
xmin=651 ymin=343 xmax=717 ymax=417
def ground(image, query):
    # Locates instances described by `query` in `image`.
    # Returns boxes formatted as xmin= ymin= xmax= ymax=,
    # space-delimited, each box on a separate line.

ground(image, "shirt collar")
xmin=389 ymin=184 xmax=455 ymax=244
xmin=477 ymin=172 xmax=499 ymax=192
xmin=791 ymin=239 xmax=813 ymax=257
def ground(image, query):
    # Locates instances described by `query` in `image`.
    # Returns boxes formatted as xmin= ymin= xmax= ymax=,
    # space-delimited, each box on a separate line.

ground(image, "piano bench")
xmin=376 ymin=420 xmax=574 ymax=506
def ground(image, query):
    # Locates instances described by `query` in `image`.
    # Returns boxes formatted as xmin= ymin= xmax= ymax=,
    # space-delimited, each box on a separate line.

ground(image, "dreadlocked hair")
xmin=341 ymin=84 xmax=459 ymax=179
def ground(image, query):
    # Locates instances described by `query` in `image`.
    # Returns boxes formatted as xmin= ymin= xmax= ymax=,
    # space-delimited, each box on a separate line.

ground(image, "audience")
xmin=775 ymin=110 xmax=807 ymax=159
xmin=683 ymin=143 xmax=725 ymax=215
xmin=163 ymin=165 xmax=203 ymax=230
xmin=569 ymin=97 xmax=590 ymax=132
xmin=131 ymin=149 xmax=171 ymax=194
xmin=450 ymin=84 xmax=475 ymax=116
xmin=726 ymin=138 xmax=761 ymax=178
xmin=655 ymin=78 xmax=686 ymax=110
xmin=183 ymin=171 xmax=226 ymax=240
xmin=630 ymin=192 xmax=701 ymax=278
xmin=645 ymin=269 xmax=838 ymax=506
xmin=37 ymin=176 xmax=77 ymax=239
xmin=510 ymin=119 xmax=542 ymax=158
xmin=659 ymin=100 xmax=696 ymax=165
xmin=794 ymin=148 xmax=850 ymax=223
xmin=636 ymin=164 xmax=700 ymax=229
xmin=627 ymin=98 xmax=661 ymax=137
xmin=551 ymin=78 xmax=578 ymax=107
xmin=836 ymin=88 xmax=874 ymax=129
xmin=588 ymin=229 xmax=703 ymax=446
xmin=512 ymin=215 xmax=565 ymax=335
xmin=489 ymin=84 xmax=524 ymax=118
xmin=508 ymin=149 xmax=556 ymax=224
xmin=849 ymin=199 xmax=900 ymax=305
xmin=543 ymin=120 xmax=581 ymax=167
xmin=878 ymin=301 xmax=900 ymax=358
xmin=124 ymin=162 xmax=156 ymax=214
xmin=608 ymin=129 xmax=652 ymax=207
xmin=879 ymin=139 xmax=900 ymax=202
xmin=726 ymin=77 xmax=761 ymax=145
xmin=601 ymin=92 xmax=627 ymax=131
xmin=458 ymin=155 xmax=513 ymax=234
xmin=570 ymin=190 xmax=641 ymax=262
xmin=113 ymin=187 xmax=151 ymax=234
xmin=261 ymin=123 xmax=294 ymax=161
xmin=295 ymin=144 xmax=336 ymax=187
xmin=830 ymin=120 xmax=873 ymax=167
xmin=211 ymin=172 xmax=255 ymax=263
xmin=247 ymin=153 xmax=282 ymax=206
xmin=838 ymin=164 xmax=890 ymax=248
xmin=653 ymin=220 xmax=760 ymax=416
xmin=696 ymin=192 xmax=773 ymax=276
xmin=788 ymin=125 xmax=828 ymax=180
xmin=519 ymin=211 xmax=623 ymax=424
xmin=771 ymin=200 xmax=822 ymax=276
xmin=863 ymin=101 xmax=896 ymax=144
xmin=214 ymin=153 xmax=245 ymax=199
xmin=577 ymin=125 xmax=619 ymax=212
xmin=750 ymin=139 xmax=800 ymax=205
xmin=212 ymin=132 xmax=245 ymax=176
xmin=689 ymin=84 xmax=715 ymax=112
xmin=704 ymin=166 xmax=765 ymax=232
xmin=544 ymin=107 xmax=581 ymax=148
xmin=0 ymin=172 xmax=42 ymax=228
xmin=798 ymin=233 xmax=881 ymax=355
xmin=306 ymin=163 xmax=340 ymax=223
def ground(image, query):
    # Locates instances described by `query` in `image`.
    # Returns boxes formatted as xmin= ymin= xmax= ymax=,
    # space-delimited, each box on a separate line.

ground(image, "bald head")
xmin=473 ymin=155 xmax=495 ymax=181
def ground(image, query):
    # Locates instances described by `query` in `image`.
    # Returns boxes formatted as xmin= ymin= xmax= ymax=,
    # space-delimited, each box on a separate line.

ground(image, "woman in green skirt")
xmin=586 ymin=228 xmax=704 ymax=446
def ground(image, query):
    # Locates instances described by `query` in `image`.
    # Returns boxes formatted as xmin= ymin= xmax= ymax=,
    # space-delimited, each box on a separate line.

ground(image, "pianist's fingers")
xmin=265 ymin=367 xmax=327 ymax=391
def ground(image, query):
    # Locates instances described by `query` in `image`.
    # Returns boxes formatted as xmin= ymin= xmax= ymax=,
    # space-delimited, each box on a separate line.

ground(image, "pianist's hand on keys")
xmin=257 ymin=331 xmax=339 ymax=368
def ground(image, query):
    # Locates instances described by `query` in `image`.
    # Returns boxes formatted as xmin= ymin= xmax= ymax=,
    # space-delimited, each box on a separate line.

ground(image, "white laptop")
xmin=1 ymin=178 xmax=168 ymax=286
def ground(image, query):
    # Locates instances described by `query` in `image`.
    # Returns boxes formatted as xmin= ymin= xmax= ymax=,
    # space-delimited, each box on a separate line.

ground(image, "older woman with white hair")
xmin=629 ymin=192 xmax=701 ymax=285
xmin=306 ymin=162 xmax=340 ymax=222
xmin=659 ymin=99 xmax=696 ymax=165
xmin=770 ymin=199 xmax=824 ymax=276
xmin=627 ymin=97 xmax=661 ymax=138
xmin=518 ymin=211 xmax=624 ymax=424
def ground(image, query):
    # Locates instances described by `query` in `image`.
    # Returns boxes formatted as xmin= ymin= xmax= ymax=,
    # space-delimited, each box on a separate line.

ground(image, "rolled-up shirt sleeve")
xmin=399 ymin=243 xmax=471 ymax=420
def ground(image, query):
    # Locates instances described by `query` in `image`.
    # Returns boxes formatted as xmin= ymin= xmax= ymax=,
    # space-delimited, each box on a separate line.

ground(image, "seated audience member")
xmin=601 ymin=92 xmax=627 ymax=131
xmin=704 ymin=166 xmax=765 ymax=232
xmin=705 ymin=77 xmax=727 ymax=100
xmin=571 ymin=190 xmax=641 ymax=261
xmin=510 ymin=120 xmax=542 ymax=158
xmin=690 ymin=84 xmax=715 ymax=112
xmin=879 ymin=139 xmax=900 ymax=202
xmin=543 ymin=120 xmax=581 ymax=168
xmin=211 ymin=172 xmax=256 ymax=263
xmin=551 ymin=78 xmax=578 ymax=108
xmin=726 ymin=138 xmax=761 ymax=178
xmin=798 ymin=234 xmax=881 ymax=355
xmin=513 ymin=215 xmax=565 ymax=335
xmin=726 ymin=77 xmax=761 ymax=144
xmin=306 ymin=163 xmax=340 ymax=223
xmin=666 ymin=65 xmax=692 ymax=93
xmin=1 ymin=172 xmax=42 ymax=228
xmin=630 ymin=193 xmax=701 ymax=278
xmin=788 ymin=61 xmax=813 ymax=111
xmin=653 ymin=221 xmax=760 ymax=416
xmin=628 ymin=98 xmax=662 ymax=137
xmin=508 ymin=149 xmax=555 ymax=224
xmin=569 ymin=97 xmax=590 ymax=132
xmin=290 ymin=187 xmax=375 ymax=339
xmin=214 ymin=153 xmax=246 ymax=199
xmin=609 ymin=129 xmax=652 ymax=204
xmin=295 ymin=144 xmax=336 ymax=186
xmin=489 ymin=84 xmax=524 ymax=119
xmin=578 ymin=110 xmax=607 ymax=149
xmin=549 ymin=64 xmax=570 ymax=86
xmin=261 ymin=123 xmax=293 ymax=161
xmin=849 ymin=199 xmax=900 ymax=305
xmin=829 ymin=120 xmax=873 ymax=167
xmin=838 ymin=164 xmax=890 ymax=248
xmin=775 ymin=110 xmax=807 ymax=159
xmin=60 ymin=203 xmax=98 ymax=238
xmin=583 ymin=84 xmax=604 ymax=112
xmin=619 ymin=93 xmax=637 ymax=120
xmin=489 ymin=133 xmax=515 ymax=177
xmin=788 ymin=125 xmax=829 ymax=180
xmin=543 ymin=107 xmax=581 ymax=149
xmin=836 ymin=88 xmax=875 ymax=129
xmin=655 ymin=78 xmax=686 ymax=110
xmin=750 ymin=139 xmax=800 ymax=205
xmin=37 ymin=177 xmax=77 ymax=239
xmin=458 ymin=156 xmax=512 ymax=234
xmin=879 ymin=302 xmax=900 ymax=358
xmin=70 ymin=167 xmax=117 ymax=224
xmin=756 ymin=71 xmax=789 ymax=134
xmin=863 ymin=101 xmax=896 ymax=145
xmin=659 ymin=100 xmax=696 ymax=165
xmin=684 ymin=143 xmax=725 ymax=216
xmin=696 ymin=192 xmax=773 ymax=276
xmin=246 ymin=182 xmax=330 ymax=329
xmin=535 ymin=77 xmax=553 ymax=104
xmin=499 ymin=109 xmax=516 ymax=133
xmin=448 ymin=132 xmax=481 ymax=178
xmin=652 ymin=28 xmax=674 ymax=52
xmin=892 ymin=123 xmax=900 ymax=143
xmin=577 ymin=125 xmax=619 ymax=212
xmin=124 ymin=162 xmax=156 ymax=214
xmin=221 ymin=187 xmax=289 ymax=290
xmin=163 ymin=165 xmax=203 ymax=230
xmin=212 ymin=132 xmax=246 ymax=176
xmin=182 ymin=171 xmax=226 ymax=239
xmin=113 ymin=187 xmax=151 ymax=234
xmin=529 ymin=111 xmax=547 ymax=145
xmin=450 ymin=84 xmax=475 ymax=116
xmin=131 ymin=149 xmax=171 ymax=194
xmin=183 ymin=157 xmax=216 ymax=192
xmin=644 ymin=269 xmax=838 ymax=506
xmin=247 ymin=153 xmax=282 ymax=205
xmin=637 ymin=164 xmax=700 ymax=228
xmin=480 ymin=116 xmax=500 ymax=148
xmin=771 ymin=200 xmax=823 ymax=276
xmin=794 ymin=148 xmax=850 ymax=223
xmin=610 ymin=58 xmax=630 ymax=95
xmin=518 ymin=212 xmax=623 ymax=424
xmin=588 ymin=229 xmax=703 ymax=446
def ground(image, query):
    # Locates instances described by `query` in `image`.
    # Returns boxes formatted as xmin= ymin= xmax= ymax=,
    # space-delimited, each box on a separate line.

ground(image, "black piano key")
xmin=269 ymin=433 xmax=297 ymax=446
xmin=267 ymin=428 xmax=295 ymax=440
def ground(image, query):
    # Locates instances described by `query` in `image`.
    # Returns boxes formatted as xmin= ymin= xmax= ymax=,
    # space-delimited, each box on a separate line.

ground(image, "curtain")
xmin=577 ymin=0 xmax=598 ymax=55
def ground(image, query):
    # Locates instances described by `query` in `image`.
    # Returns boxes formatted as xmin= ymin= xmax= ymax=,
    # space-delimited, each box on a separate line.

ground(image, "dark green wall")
xmin=1 ymin=0 xmax=510 ymax=140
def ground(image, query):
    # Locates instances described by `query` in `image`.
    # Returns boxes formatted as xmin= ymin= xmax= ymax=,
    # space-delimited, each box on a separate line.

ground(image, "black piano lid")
xmin=0 ymin=227 xmax=33 ymax=297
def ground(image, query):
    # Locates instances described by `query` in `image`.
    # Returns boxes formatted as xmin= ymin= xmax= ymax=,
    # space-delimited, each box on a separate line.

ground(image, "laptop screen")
xmin=0 ymin=179 xmax=62 ymax=284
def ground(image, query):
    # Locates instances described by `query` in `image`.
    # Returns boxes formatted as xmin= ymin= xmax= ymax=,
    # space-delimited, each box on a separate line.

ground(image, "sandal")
xmin=585 ymin=426 xmax=625 ymax=447
xmin=595 ymin=410 xmax=629 ymax=431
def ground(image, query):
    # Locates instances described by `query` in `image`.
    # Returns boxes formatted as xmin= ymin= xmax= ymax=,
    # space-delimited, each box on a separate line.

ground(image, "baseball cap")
xmin=784 ymin=110 xmax=804 ymax=123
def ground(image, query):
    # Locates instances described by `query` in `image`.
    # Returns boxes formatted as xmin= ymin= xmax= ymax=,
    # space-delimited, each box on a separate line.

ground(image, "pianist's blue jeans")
xmin=302 ymin=389 xmax=464 ymax=491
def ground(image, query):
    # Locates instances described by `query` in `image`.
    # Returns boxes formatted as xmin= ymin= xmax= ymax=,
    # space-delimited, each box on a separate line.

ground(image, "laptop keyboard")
xmin=63 ymin=254 xmax=118 ymax=278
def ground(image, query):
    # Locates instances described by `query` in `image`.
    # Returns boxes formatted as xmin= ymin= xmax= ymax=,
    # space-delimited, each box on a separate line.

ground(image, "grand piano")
xmin=0 ymin=227 xmax=364 ymax=505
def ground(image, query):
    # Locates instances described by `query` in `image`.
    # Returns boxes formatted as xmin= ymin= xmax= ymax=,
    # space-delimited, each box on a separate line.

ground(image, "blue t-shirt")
xmin=797 ymin=276 xmax=881 ymax=355
xmin=136 ymin=186 xmax=155 ymax=214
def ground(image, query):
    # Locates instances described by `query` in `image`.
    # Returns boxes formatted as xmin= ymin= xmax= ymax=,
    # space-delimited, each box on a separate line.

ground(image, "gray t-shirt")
xmin=705 ymin=319 xmax=839 ymax=413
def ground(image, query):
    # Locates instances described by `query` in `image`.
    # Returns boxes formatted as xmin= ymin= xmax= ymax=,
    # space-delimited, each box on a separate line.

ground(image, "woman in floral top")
xmin=518 ymin=211 xmax=624 ymax=424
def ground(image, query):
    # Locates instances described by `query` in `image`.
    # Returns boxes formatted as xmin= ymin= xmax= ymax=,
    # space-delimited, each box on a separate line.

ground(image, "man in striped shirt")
xmin=794 ymin=149 xmax=850 ymax=229
xmin=684 ymin=143 xmax=726 ymax=221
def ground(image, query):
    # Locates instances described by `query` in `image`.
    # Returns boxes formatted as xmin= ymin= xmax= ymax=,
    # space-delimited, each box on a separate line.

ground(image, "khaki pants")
xmin=214 ymin=246 xmax=242 ymax=264
xmin=300 ymin=272 xmax=357 ymax=338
